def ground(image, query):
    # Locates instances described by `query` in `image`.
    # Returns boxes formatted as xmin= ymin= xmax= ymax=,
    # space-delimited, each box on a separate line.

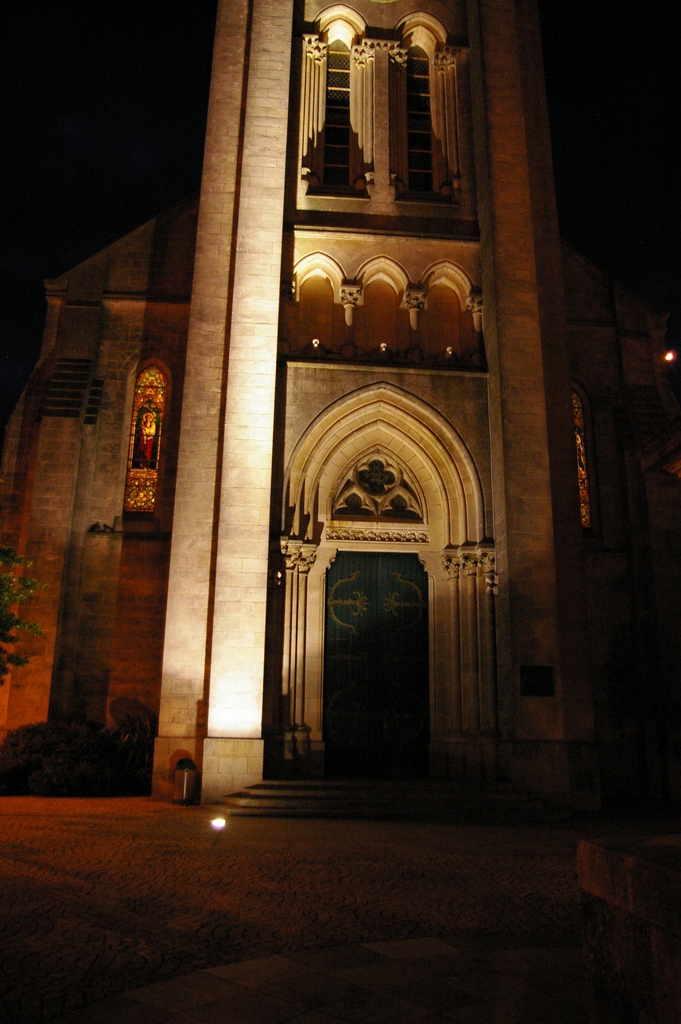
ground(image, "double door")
xmin=323 ymin=551 xmax=429 ymax=778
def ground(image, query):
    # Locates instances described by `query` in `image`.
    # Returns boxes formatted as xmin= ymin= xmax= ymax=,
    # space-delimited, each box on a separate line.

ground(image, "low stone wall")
xmin=578 ymin=838 xmax=681 ymax=1023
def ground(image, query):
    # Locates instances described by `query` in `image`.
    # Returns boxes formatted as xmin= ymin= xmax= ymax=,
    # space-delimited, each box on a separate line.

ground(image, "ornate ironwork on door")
xmin=323 ymin=551 xmax=429 ymax=778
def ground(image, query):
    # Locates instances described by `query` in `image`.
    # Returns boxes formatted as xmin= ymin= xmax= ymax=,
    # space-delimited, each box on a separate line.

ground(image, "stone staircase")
xmin=223 ymin=778 xmax=567 ymax=821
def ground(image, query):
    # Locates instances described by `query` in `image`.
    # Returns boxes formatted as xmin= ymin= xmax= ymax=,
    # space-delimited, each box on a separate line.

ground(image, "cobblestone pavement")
xmin=0 ymin=797 xmax=678 ymax=1023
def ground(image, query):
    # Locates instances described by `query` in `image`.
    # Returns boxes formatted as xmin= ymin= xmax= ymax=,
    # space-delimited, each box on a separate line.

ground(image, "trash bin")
xmin=173 ymin=758 xmax=197 ymax=805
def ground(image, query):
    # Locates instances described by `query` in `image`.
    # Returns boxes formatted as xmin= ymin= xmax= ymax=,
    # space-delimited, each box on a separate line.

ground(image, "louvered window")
xmin=406 ymin=49 xmax=432 ymax=193
xmin=324 ymin=42 xmax=351 ymax=187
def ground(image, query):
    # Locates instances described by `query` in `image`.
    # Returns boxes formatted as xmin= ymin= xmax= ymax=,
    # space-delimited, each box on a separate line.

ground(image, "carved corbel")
xmin=403 ymin=286 xmax=426 ymax=331
xmin=340 ymin=282 xmax=362 ymax=326
xmin=467 ymin=288 xmax=483 ymax=334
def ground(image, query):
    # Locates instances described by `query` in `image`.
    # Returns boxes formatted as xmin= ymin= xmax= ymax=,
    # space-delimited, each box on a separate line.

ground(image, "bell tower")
xmin=152 ymin=0 xmax=597 ymax=806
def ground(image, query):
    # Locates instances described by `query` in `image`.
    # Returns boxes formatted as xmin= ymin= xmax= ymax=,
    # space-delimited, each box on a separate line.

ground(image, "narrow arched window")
xmin=124 ymin=366 xmax=166 ymax=513
xmin=406 ymin=48 xmax=433 ymax=192
xmin=324 ymin=41 xmax=351 ymax=187
xmin=572 ymin=390 xmax=592 ymax=529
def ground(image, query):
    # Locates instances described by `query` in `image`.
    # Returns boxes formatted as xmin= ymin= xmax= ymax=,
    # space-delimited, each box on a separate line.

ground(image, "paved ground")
xmin=0 ymin=797 xmax=678 ymax=1024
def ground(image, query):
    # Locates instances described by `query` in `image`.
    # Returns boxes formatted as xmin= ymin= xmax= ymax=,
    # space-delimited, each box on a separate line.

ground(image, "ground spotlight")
xmin=211 ymin=817 xmax=226 ymax=830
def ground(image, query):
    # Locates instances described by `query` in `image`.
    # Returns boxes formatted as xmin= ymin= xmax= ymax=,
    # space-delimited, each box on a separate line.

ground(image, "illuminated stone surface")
xmin=1 ymin=0 xmax=679 ymax=810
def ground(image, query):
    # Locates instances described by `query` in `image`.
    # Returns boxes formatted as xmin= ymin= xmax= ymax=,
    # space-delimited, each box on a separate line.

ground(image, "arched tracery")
xmin=284 ymin=382 xmax=486 ymax=546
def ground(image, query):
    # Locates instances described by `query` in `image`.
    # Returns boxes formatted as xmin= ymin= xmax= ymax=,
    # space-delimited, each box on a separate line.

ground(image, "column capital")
xmin=341 ymin=282 xmax=362 ymax=326
xmin=403 ymin=286 xmax=426 ymax=311
xmin=433 ymin=47 xmax=460 ymax=72
xmin=340 ymin=282 xmax=362 ymax=307
xmin=467 ymin=287 xmax=483 ymax=333
xmin=297 ymin=544 xmax=317 ymax=575
xmin=441 ymin=543 xmax=497 ymax=591
xmin=303 ymin=34 xmax=327 ymax=63
xmin=388 ymin=46 xmax=408 ymax=68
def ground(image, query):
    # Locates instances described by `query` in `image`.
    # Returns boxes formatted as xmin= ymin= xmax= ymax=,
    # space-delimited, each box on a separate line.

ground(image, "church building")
xmin=2 ymin=0 xmax=680 ymax=807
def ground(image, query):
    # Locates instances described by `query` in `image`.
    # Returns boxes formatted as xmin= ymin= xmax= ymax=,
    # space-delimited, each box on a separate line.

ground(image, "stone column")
xmin=459 ymin=555 xmax=480 ymax=733
xmin=292 ymin=545 xmax=316 ymax=756
xmin=478 ymin=549 xmax=498 ymax=735
xmin=280 ymin=540 xmax=300 ymax=759
xmin=299 ymin=35 xmax=327 ymax=184
xmin=441 ymin=544 xmax=498 ymax=761
xmin=431 ymin=47 xmax=461 ymax=180
xmin=202 ymin=0 xmax=295 ymax=802
xmin=466 ymin=0 xmax=562 ymax=732
xmin=466 ymin=0 xmax=595 ymax=800
xmin=366 ymin=43 xmax=393 ymax=205
xmin=351 ymin=42 xmax=375 ymax=168
xmin=279 ymin=539 xmax=317 ymax=761
xmin=340 ymin=283 xmax=362 ymax=327
xmin=153 ymin=0 xmax=251 ymax=799
xmin=403 ymin=286 xmax=426 ymax=332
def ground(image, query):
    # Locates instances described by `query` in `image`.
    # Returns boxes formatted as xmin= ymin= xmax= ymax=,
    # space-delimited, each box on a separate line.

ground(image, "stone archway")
xmin=275 ymin=382 xmax=497 ymax=781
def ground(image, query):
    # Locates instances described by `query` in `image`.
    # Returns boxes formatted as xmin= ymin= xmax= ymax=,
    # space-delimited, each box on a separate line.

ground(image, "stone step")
xmin=223 ymin=779 xmax=563 ymax=821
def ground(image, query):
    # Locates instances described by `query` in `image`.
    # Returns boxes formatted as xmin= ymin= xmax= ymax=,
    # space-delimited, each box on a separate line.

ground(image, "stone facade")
xmin=1 ymin=0 xmax=680 ymax=806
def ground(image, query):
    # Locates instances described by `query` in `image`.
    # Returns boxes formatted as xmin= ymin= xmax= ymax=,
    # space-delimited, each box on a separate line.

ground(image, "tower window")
xmin=324 ymin=42 xmax=351 ymax=187
xmin=406 ymin=49 xmax=432 ymax=193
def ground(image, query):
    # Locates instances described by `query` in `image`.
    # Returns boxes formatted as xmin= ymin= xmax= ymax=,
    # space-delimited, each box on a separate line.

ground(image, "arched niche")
xmin=363 ymin=279 xmax=398 ymax=351
xmin=357 ymin=255 xmax=409 ymax=297
xmin=298 ymin=275 xmax=335 ymax=350
xmin=421 ymin=260 xmax=473 ymax=308
xmin=395 ymin=13 xmax=448 ymax=56
xmin=422 ymin=284 xmax=462 ymax=360
xmin=317 ymin=5 xmax=366 ymax=47
xmin=294 ymin=252 xmax=345 ymax=303
xmin=283 ymin=382 xmax=486 ymax=548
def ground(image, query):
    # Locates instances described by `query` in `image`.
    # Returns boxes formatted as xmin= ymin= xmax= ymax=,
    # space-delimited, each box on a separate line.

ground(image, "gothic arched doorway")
xmin=323 ymin=551 xmax=429 ymax=778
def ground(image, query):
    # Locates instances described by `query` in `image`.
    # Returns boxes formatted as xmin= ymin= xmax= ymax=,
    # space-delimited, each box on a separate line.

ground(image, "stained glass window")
xmin=124 ymin=366 xmax=166 ymax=513
xmin=572 ymin=390 xmax=591 ymax=529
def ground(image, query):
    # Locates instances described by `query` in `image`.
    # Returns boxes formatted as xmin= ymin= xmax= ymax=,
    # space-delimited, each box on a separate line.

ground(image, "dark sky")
xmin=1 ymin=0 xmax=679 ymax=433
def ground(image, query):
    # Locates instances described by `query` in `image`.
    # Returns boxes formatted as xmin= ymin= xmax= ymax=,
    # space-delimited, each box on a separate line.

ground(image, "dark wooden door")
xmin=323 ymin=551 xmax=429 ymax=778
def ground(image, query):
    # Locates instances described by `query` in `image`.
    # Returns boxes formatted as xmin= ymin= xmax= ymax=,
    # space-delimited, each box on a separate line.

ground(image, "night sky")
xmin=2 ymin=1 xmax=679 ymax=436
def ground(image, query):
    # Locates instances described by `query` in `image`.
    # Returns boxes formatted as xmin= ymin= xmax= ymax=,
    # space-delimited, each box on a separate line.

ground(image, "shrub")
xmin=0 ymin=546 xmax=45 ymax=683
xmin=0 ymin=716 xmax=155 ymax=797
xmin=110 ymin=712 xmax=156 ymax=795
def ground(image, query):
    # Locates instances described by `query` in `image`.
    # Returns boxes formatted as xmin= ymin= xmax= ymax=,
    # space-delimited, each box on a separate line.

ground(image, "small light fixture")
xmin=446 ymin=346 xmax=453 ymax=356
xmin=380 ymin=343 xmax=387 ymax=352
xmin=211 ymin=817 xmax=226 ymax=830
xmin=312 ymin=338 xmax=320 ymax=348
xmin=664 ymin=350 xmax=676 ymax=362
